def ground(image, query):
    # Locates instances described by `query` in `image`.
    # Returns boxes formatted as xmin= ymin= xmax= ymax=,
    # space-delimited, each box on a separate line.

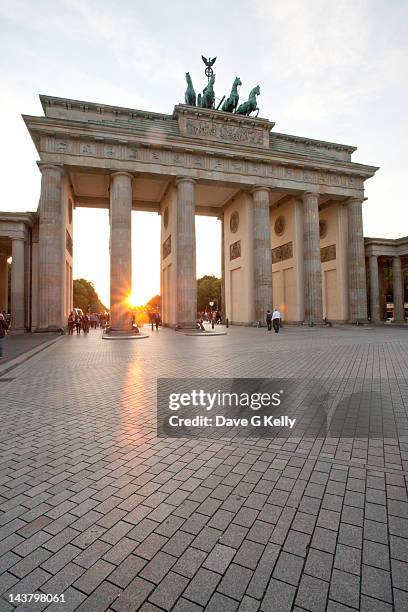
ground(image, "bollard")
xmin=212 ymin=319 xmax=215 ymax=329
xmin=151 ymin=321 xmax=154 ymax=331
xmin=226 ymin=318 xmax=229 ymax=328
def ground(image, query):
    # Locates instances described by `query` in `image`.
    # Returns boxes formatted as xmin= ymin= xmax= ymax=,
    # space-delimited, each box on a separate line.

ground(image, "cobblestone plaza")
xmin=0 ymin=325 xmax=407 ymax=611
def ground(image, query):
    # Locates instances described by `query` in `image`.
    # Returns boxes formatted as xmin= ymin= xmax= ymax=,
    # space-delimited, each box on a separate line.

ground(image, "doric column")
xmin=251 ymin=186 xmax=272 ymax=323
xmin=38 ymin=164 xmax=65 ymax=331
xmin=302 ymin=192 xmax=323 ymax=324
xmin=220 ymin=213 xmax=226 ymax=320
xmin=347 ymin=197 xmax=368 ymax=322
xmin=0 ymin=252 xmax=8 ymax=313
xmin=393 ymin=256 xmax=404 ymax=322
xmin=369 ymin=255 xmax=380 ymax=322
xmin=11 ymin=238 xmax=25 ymax=332
xmin=176 ymin=177 xmax=197 ymax=328
xmin=110 ymin=172 xmax=133 ymax=330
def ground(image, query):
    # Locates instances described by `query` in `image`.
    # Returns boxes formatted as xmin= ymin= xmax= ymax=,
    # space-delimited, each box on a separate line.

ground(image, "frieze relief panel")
xmin=320 ymin=244 xmax=336 ymax=262
xmin=43 ymin=136 xmax=365 ymax=193
xmin=272 ymin=241 xmax=293 ymax=264
xmin=230 ymin=240 xmax=241 ymax=261
xmin=162 ymin=235 xmax=171 ymax=259
xmin=185 ymin=119 xmax=264 ymax=147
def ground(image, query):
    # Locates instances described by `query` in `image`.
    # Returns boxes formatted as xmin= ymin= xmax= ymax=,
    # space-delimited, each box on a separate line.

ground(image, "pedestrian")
xmin=68 ymin=312 xmax=75 ymax=335
xmin=75 ymin=315 xmax=82 ymax=334
xmin=266 ymin=309 xmax=272 ymax=331
xmin=0 ymin=313 xmax=9 ymax=359
xmin=272 ymin=308 xmax=281 ymax=333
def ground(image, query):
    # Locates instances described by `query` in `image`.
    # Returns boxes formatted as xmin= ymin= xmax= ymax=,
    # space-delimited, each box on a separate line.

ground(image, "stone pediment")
xmin=174 ymin=104 xmax=274 ymax=149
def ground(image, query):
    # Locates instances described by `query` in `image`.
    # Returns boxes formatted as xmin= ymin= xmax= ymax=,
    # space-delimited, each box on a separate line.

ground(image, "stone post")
xmin=347 ymin=197 xmax=368 ymax=322
xmin=251 ymin=186 xmax=272 ymax=323
xmin=38 ymin=164 xmax=65 ymax=331
xmin=176 ymin=177 xmax=197 ymax=328
xmin=110 ymin=172 xmax=133 ymax=330
xmin=11 ymin=238 xmax=25 ymax=332
xmin=302 ymin=192 xmax=323 ymax=324
xmin=392 ymin=255 xmax=405 ymax=322
xmin=0 ymin=252 xmax=8 ymax=313
xmin=369 ymin=255 xmax=381 ymax=322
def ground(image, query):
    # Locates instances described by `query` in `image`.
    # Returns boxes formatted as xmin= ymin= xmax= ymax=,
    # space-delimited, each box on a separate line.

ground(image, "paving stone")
xmin=218 ymin=563 xmax=253 ymax=600
xmin=173 ymin=546 xmax=207 ymax=578
xmin=334 ymin=543 xmax=361 ymax=575
xmin=363 ymin=539 xmax=390 ymax=570
xmin=394 ymin=588 xmax=408 ymax=612
xmin=182 ymin=567 xmax=221 ymax=606
xmin=77 ymin=581 xmax=122 ymax=612
xmin=7 ymin=546 xmax=52 ymax=579
xmin=171 ymin=598 xmax=202 ymax=612
xmin=72 ymin=539 xmax=111 ymax=569
xmin=73 ymin=559 xmax=115 ymax=594
xmin=108 ymin=554 xmax=147 ymax=588
xmin=329 ymin=568 xmax=360 ymax=609
xmin=246 ymin=543 xmax=280 ymax=599
xmin=295 ymin=573 xmax=329 ymax=610
xmin=272 ymin=551 xmax=304 ymax=586
xmin=304 ymin=547 xmax=333 ymax=582
xmin=219 ymin=524 xmax=248 ymax=549
xmin=41 ymin=561 xmax=86 ymax=593
xmin=261 ymin=578 xmax=296 ymax=612
xmin=311 ymin=526 xmax=337 ymax=554
xmin=206 ymin=592 xmax=239 ymax=611
xmin=139 ymin=551 xmax=176 ymax=584
xmin=233 ymin=540 xmax=264 ymax=570
xmin=361 ymin=564 xmax=392 ymax=604
xmin=162 ymin=530 xmax=194 ymax=557
xmin=192 ymin=526 xmax=222 ymax=552
xmin=283 ymin=530 xmax=311 ymax=557
xmin=360 ymin=595 xmax=393 ymax=611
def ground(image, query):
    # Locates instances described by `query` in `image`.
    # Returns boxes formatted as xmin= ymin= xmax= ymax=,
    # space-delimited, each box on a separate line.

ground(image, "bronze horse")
xmin=236 ymin=85 xmax=260 ymax=116
xmin=222 ymin=77 xmax=242 ymax=113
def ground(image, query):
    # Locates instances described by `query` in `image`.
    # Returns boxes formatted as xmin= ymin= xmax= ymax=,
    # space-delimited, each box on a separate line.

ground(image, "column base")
xmin=175 ymin=323 xmax=198 ymax=330
xmin=103 ymin=326 xmax=149 ymax=340
xmin=10 ymin=328 xmax=26 ymax=334
xmin=302 ymin=320 xmax=324 ymax=327
xmin=35 ymin=326 xmax=64 ymax=333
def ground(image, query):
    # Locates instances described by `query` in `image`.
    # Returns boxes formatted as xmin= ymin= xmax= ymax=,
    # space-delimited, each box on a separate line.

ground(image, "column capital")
xmin=176 ymin=176 xmax=196 ymax=186
xmin=110 ymin=171 xmax=134 ymax=182
xmin=37 ymin=162 xmax=65 ymax=176
xmin=250 ymin=185 xmax=270 ymax=195
xmin=302 ymin=191 xmax=319 ymax=200
xmin=347 ymin=196 xmax=364 ymax=206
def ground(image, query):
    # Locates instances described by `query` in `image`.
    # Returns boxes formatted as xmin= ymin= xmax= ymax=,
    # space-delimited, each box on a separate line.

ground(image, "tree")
xmin=146 ymin=294 xmax=161 ymax=311
xmin=197 ymin=275 xmax=221 ymax=311
xmin=73 ymin=279 xmax=107 ymax=313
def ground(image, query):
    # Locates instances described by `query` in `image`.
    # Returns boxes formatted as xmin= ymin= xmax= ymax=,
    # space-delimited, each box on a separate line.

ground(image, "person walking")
xmin=266 ymin=309 xmax=272 ymax=331
xmin=272 ymin=308 xmax=281 ymax=333
xmin=68 ymin=312 xmax=75 ymax=336
xmin=0 ymin=313 xmax=9 ymax=359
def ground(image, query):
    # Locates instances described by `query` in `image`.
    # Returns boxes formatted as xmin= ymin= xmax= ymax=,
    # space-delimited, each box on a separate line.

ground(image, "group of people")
xmin=266 ymin=308 xmax=282 ymax=333
xmin=148 ymin=312 xmax=162 ymax=330
xmin=67 ymin=312 xmax=110 ymax=335
xmin=199 ymin=310 xmax=222 ymax=325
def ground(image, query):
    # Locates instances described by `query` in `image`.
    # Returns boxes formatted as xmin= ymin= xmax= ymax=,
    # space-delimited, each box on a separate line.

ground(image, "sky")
xmin=0 ymin=0 xmax=407 ymax=306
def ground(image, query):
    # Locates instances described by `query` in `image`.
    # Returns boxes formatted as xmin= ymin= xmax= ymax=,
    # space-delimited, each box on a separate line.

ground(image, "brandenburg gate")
xmin=20 ymin=83 xmax=379 ymax=331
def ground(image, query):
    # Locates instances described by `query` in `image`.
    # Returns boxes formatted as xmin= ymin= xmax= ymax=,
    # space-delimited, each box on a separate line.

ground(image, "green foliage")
xmin=73 ymin=278 xmax=106 ymax=313
xmin=197 ymin=275 xmax=221 ymax=311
